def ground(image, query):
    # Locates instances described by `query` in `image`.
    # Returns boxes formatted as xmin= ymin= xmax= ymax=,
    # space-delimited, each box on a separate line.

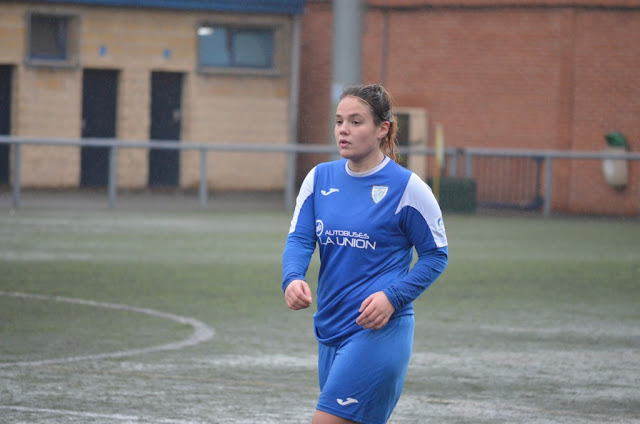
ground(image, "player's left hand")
xmin=356 ymin=291 xmax=395 ymax=330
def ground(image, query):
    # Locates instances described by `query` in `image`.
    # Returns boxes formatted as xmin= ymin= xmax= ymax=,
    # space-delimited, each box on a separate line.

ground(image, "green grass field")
xmin=0 ymin=206 xmax=638 ymax=423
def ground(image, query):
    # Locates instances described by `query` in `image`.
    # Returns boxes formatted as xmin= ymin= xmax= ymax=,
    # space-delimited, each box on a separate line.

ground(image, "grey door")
xmin=81 ymin=69 xmax=118 ymax=187
xmin=148 ymin=72 xmax=183 ymax=187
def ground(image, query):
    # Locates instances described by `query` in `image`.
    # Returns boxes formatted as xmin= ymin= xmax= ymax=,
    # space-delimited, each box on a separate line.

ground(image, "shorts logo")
xmin=371 ymin=185 xmax=388 ymax=204
xmin=337 ymin=397 xmax=359 ymax=406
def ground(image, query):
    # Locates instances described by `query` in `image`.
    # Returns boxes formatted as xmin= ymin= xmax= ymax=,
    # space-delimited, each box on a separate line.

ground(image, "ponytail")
xmin=382 ymin=116 xmax=398 ymax=162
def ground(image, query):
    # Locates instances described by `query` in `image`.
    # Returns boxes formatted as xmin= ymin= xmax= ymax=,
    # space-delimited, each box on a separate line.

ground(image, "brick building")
xmin=0 ymin=0 xmax=305 ymax=191
xmin=1 ymin=0 xmax=638 ymax=215
xmin=298 ymin=0 xmax=640 ymax=215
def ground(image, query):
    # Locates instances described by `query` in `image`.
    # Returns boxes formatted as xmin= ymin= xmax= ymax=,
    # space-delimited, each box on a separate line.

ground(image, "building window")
xmin=27 ymin=12 xmax=78 ymax=66
xmin=198 ymin=25 xmax=274 ymax=70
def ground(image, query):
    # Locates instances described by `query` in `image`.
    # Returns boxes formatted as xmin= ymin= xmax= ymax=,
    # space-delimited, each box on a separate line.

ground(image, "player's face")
xmin=335 ymin=96 xmax=389 ymax=171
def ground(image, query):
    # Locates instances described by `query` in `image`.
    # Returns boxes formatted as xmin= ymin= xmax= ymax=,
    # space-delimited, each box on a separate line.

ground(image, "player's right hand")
xmin=284 ymin=279 xmax=312 ymax=310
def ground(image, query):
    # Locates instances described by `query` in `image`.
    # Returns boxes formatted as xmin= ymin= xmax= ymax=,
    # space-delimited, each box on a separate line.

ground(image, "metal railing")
xmin=0 ymin=136 xmax=336 ymax=211
xmin=1 ymin=135 xmax=639 ymax=216
xmin=458 ymin=148 xmax=640 ymax=216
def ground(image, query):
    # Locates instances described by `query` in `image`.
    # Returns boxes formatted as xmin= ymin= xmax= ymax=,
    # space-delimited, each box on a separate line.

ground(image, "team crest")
xmin=371 ymin=185 xmax=388 ymax=204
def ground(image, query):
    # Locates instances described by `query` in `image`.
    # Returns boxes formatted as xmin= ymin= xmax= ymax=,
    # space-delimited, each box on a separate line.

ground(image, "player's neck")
xmin=347 ymin=151 xmax=384 ymax=173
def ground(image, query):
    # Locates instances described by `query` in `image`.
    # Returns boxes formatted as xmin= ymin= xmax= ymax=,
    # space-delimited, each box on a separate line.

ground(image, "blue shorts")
xmin=316 ymin=315 xmax=414 ymax=424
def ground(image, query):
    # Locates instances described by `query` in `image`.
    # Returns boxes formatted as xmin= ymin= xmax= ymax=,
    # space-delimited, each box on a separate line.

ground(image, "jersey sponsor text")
xmin=316 ymin=220 xmax=376 ymax=250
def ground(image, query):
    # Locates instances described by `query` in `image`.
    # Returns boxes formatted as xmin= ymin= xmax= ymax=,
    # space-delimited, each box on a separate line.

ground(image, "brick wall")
xmin=296 ymin=0 xmax=334 ymax=183
xmin=298 ymin=0 xmax=640 ymax=215
xmin=568 ymin=9 xmax=640 ymax=214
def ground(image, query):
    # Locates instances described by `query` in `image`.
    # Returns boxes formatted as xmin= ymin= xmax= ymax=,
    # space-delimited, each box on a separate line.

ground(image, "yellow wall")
xmin=0 ymin=2 xmax=293 ymax=190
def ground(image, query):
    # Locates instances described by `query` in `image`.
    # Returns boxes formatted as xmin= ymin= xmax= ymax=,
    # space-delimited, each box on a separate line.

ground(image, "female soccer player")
xmin=282 ymin=84 xmax=448 ymax=424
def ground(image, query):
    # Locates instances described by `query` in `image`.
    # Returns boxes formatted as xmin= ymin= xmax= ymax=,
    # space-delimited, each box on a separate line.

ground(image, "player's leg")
xmin=315 ymin=315 xmax=414 ymax=424
xmin=312 ymin=409 xmax=359 ymax=424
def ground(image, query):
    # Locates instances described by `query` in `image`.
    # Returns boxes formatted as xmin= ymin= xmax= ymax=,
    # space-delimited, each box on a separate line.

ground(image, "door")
xmin=81 ymin=69 xmax=118 ymax=187
xmin=148 ymin=72 xmax=183 ymax=187
xmin=0 ymin=65 xmax=12 ymax=185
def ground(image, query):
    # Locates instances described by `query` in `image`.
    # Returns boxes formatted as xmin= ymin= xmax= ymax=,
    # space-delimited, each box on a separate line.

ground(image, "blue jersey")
xmin=282 ymin=157 xmax=448 ymax=345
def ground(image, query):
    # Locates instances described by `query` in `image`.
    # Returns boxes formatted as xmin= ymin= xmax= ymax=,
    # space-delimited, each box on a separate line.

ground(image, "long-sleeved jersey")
xmin=282 ymin=157 xmax=448 ymax=346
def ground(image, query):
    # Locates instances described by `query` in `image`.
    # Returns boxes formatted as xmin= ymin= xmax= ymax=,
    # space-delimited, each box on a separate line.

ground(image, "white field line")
xmin=0 ymin=405 xmax=205 ymax=423
xmin=0 ymin=291 xmax=215 ymax=368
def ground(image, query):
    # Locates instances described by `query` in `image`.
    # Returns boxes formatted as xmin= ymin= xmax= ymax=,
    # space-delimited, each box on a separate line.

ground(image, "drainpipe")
xmin=329 ymin=0 xmax=363 ymax=146
xmin=286 ymin=13 xmax=302 ymax=210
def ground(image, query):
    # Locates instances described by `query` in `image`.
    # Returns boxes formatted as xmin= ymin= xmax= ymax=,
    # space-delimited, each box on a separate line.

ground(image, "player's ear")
xmin=377 ymin=121 xmax=390 ymax=140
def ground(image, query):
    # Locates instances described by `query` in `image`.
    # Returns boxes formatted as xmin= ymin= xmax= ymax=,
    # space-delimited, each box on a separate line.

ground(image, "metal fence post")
xmin=449 ymin=150 xmax=458 ymax=177
xmin=464 ymin=149 xmax=473 ymax=179
xmin=199 ymin=147 xmax=207 ymax=209
xmin=12 ymin=142 xmax=21 ymax=209
xmin=108 ymin=144 xmax=117 ymax=208
xmin=543 ymin=155 xmax=553 ymax=217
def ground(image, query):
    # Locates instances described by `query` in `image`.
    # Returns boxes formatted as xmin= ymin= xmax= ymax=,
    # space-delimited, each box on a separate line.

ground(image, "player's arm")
xmin=358 ymin=240 xmax=447 ymax=330
xmin=281 ymin=168 xmax=317 ymax=308
xmin=383 ymin=244 xmax=448 ymax=310
xmin=383 ymin=175 xmax=449 ymax=310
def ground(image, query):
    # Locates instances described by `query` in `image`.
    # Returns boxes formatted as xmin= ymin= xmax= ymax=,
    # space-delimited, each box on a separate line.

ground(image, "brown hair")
xmin=340 ymin=84 xmax=399 ymax=162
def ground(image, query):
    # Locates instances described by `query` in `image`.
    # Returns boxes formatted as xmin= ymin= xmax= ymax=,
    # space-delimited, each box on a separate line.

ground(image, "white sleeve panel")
xmin=289 ymin=166 xmax=316 ymax=234
xmin=395 ymin=173 xmax=448 ymax=247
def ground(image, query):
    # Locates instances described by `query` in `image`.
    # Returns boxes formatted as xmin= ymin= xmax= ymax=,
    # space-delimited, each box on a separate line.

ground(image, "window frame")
xmin=25 ymin=11 xmax=80 ymax=68
xmin=196 ymin=23 xmax=279 ymax=76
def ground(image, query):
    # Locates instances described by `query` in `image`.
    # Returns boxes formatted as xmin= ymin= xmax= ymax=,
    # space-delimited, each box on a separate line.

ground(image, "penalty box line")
xmin=0 ymin=291 xmax=215 ymax=368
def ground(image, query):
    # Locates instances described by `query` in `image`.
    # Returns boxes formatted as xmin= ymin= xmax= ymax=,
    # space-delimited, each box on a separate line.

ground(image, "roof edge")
xmin=24 ymin=0 xmax=307 ymax=15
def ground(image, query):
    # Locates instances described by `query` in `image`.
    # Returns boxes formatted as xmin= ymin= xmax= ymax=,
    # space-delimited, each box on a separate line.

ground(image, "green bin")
xmin=427 ymin=177 xmax=477 ymax=213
